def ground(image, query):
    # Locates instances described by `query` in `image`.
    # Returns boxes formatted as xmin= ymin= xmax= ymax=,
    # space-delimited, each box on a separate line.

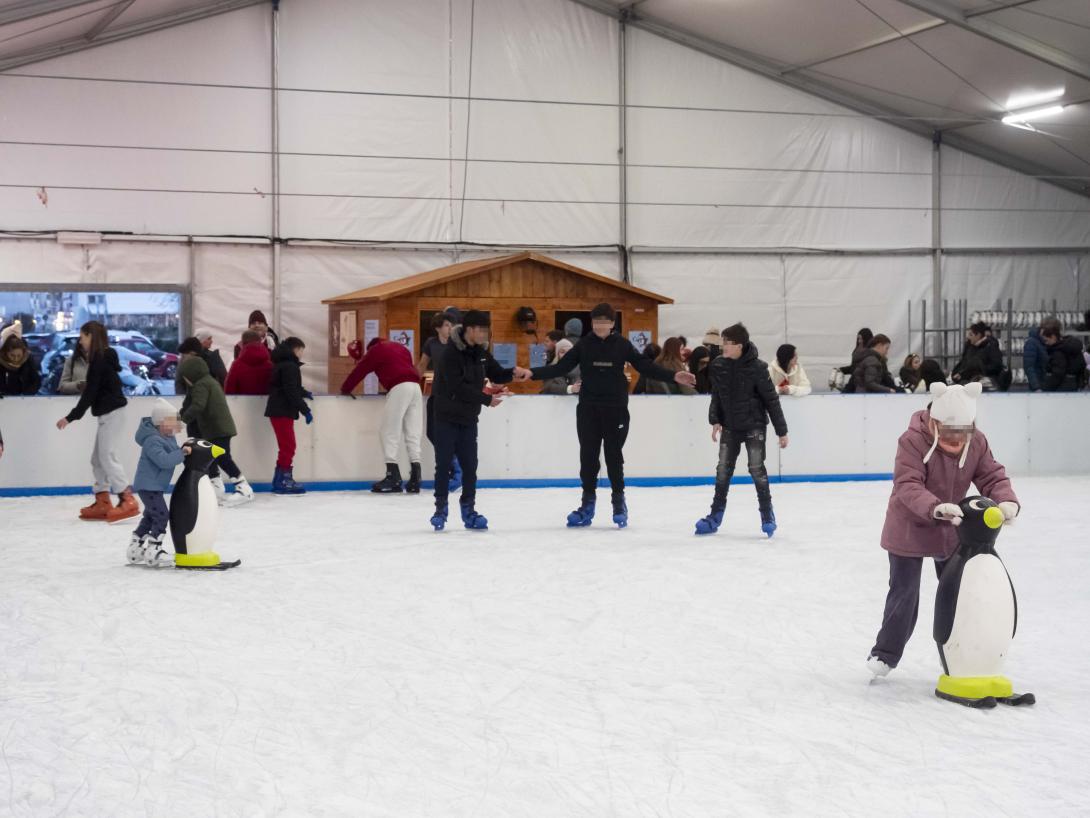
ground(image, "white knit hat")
xmin=555 ymin=338 xmax=573 ymax=358
xmin=924 ymin=381 xmax=981 ymax=468
xmin=193 ymin=327 xmax=213 ymax=342
xmin=151 ymin=399 xmax=178 ymax=425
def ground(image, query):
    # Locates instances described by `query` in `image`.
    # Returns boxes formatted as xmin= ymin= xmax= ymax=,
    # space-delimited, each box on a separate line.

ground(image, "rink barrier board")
xmin=0 ymin=473 xmax=896 ymax=498
xmin=2 ymin=393 xmax=1087 ymax=495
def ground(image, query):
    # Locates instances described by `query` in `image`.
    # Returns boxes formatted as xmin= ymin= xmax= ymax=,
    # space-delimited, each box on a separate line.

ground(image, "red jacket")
xmin=881 ymin=410 xmax=1018 ymax=559
xmin=341 ymin=340 xmax=420 ymax=394
xmin=225 ymin=341 xmax=273 ymax=395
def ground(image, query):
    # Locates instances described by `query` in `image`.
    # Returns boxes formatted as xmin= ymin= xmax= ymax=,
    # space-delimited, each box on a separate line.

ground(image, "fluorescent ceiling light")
xmin=1002 ymin=104 xmax=1065 ymax=125
xmin=1006 ymin=87 xmax=1064 ymax=110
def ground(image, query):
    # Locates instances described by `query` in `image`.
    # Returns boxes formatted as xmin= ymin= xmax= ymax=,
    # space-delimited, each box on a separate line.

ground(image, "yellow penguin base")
xmin=174 ymin=551 xmax=223 ymax=568
xmin=936 ymin=675 xmax=1013 ymax=700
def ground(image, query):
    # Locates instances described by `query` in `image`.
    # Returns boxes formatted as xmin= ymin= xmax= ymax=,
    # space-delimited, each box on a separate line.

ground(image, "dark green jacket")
xmin=178 ymin=355 xmax=236 ymax=439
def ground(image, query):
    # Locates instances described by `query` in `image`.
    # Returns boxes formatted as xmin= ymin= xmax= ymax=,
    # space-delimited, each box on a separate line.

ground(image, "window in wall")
xmin=0 ymin=288 xmax=184 ymax=396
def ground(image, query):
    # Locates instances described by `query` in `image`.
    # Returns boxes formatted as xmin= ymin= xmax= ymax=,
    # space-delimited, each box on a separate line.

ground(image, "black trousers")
xmin=870 ymin=553 xmax=946 ymax=668
xmin=576 ymin=403 xmax=630 ymax=501
xmin=710 ymin=428 xmax=771 ymax=513
xmin=135 ymin=490 xmax=169 ymax=538
xmin=433 ymin=418 xmax=479 ymax=507
xmin=207 ymin=436 xmax=241 ymax=480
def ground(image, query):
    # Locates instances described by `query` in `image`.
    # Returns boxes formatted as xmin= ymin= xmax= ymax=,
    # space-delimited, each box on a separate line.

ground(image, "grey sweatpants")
xmin=91 ymin=409 xmax=129 ymax=494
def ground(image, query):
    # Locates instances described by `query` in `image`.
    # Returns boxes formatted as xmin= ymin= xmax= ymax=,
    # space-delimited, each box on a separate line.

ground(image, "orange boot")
xmin=79 ymin=492 xmax=113 ymax=521
xmin=106 ymin=488 xmax=140 ymax=524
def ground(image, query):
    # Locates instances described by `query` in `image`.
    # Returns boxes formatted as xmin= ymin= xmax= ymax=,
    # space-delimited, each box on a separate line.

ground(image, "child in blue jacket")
xmin=128 ymin=399 xmax=191 ymax=565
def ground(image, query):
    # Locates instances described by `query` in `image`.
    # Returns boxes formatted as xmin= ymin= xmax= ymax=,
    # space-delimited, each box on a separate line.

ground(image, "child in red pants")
xmin=264 ymin=336 xmax=312 ymax=494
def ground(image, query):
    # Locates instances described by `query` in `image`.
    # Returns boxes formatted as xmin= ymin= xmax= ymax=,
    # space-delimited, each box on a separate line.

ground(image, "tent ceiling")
xmin=584 ymin=0 xmax=1090 ymax=195
xmin=0 ymin=0 xmax=1087 ymax=196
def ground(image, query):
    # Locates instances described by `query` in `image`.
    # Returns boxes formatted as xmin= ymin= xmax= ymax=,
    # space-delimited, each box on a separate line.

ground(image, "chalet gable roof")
xmin=322 ymin=252 xmax=673 ymax=305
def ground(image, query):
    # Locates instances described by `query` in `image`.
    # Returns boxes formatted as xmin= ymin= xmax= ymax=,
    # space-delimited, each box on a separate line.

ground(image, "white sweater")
xmin=768 ymin=360 xmax=812 ymax=397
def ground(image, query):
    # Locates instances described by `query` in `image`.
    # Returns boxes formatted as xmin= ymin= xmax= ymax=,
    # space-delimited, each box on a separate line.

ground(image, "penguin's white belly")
xmin=187 ymin=475 xmax=220 ymax=554
xmin=942 ymin=554 xmax=1015 ymax=678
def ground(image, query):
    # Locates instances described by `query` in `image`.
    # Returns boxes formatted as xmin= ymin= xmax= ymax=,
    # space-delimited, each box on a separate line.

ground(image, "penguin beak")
xmin=211 ymin=444 xmax=226 ymax=459
xmin=983 ymin=506 xmax=1004 ymax=530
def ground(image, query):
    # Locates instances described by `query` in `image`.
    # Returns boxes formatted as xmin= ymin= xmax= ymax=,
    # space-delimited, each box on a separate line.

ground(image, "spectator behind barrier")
xmin=632 ymin=343 xmax=662 ymax=395
xmin=0 ymin=321 xmax=42 ymax=396
xmin=951 ymin=321 xmax=1004 ymax=390
xmin=840 ymin=327 xmax=874 ymax=392
xmin=1040 ymin=317 xmax=1087 ymax=392
xmin=918 ymin=358 xmax=947 ymax=390
xmin=688 ymin=346 xmax=712 ymax=394
xmin=769 ymin=344 xmax=811 ymax=397
xmin=900 ymin=354 xmax=924 ymax=393
xmin=1023 ymin=324 xmax=1049 ymax=392
xmin=646 ymin=337 xmax=696 ymax=395
xmin=233 ymin=310 xmax=279 ymax=360
xmin=540 ymin=336 xmax=578 ymax=395
xmin=848 ymin=334 xmax=898 ymax=394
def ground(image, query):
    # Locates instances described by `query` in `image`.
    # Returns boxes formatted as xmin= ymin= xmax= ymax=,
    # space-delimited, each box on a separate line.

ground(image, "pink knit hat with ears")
xmin=923 ymin=381 xmax=982 ymax=468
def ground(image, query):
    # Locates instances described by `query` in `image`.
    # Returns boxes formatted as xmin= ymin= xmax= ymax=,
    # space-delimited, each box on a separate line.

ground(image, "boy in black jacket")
xmin=695 ymin=323 xmax=788 ymax=538
xmin=431 ymin=310 xmax=528 ymax=531
xmin=523 ymin=302 xmax=696 ymax=528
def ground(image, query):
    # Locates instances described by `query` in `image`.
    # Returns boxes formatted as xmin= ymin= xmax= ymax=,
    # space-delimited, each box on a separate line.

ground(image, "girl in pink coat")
xmin=867 ymin=382 xmax=1021 ymax=676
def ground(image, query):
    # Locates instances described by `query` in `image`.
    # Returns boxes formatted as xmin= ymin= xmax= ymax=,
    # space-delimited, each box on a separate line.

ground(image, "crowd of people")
xmin=832 ymin=318 xmax=1088 ymax=395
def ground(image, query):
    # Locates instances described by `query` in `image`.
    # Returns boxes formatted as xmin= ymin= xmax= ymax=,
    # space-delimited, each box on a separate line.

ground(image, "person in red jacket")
xmin=340 ymin=337 xmax=424 ymax=493
xmin=225 ymin=330 xmax=273 ymax=395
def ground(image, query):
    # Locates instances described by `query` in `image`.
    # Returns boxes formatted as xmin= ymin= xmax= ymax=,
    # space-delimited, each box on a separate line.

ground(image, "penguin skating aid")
xmin=166 ymin=439 xmax=242 ymax=571
xmin=932 ymin=496 xmax=1033 ymax=707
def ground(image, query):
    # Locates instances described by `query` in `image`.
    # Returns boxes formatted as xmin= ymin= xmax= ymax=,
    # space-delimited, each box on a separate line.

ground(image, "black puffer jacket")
xmin=65 ymin=348 xmax=127 ymax=421
xmin=952 ymin=336 xmax=1004 ymax=382
xmin=264 ymin=344 xmax=309 ymax=419
xmin=848 ymin=347 xmax=896 ymax=394
xmin=707 ymin=342 xmax=788 ymax=436
xmin=1044 ymin=335 xmax=1087 ymax=392
xmin=433 ymin=326 xmax=514 ymax=425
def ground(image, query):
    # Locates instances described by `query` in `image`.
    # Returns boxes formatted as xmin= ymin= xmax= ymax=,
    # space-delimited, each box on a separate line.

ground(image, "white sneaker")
xmin=127 ymin=534 xmax=146 ymax=564
xmin=867 ymin=655 xmax=892 ymax=677
xmin=228 ymin=476 xmax=254 ymax=502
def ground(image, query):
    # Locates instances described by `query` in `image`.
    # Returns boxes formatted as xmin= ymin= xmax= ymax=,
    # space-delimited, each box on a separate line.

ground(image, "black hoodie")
xmin=433 ymin=326 xmax=514 ymax=426
xmin=708 ymin=342 xmax=788 ymax=436
xmin=264 ymin=343 xmax=309 ymax=419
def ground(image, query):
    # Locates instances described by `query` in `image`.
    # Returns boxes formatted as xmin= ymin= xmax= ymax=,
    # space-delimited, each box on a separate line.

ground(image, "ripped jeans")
xmin=710 ymin=428 xmax=771 ymax=514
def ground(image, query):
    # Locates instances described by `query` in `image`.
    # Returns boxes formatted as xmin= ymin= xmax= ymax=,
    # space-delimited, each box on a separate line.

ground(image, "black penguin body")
xmin=168 ymin=439 xmax=223 ymax=555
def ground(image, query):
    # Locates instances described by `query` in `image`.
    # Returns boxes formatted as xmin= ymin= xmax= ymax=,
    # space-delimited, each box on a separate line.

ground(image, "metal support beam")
xmin=0 ymin=0 xmax=266 ymax=73
xmin=618 ymin=13 xmax=629 ymax=283
xmin=932 ymin=131 xmax=943 ymax=333
xmin=964 ymin=1 xmax=1039 ymax=19
xmin=566 ymin=0 xmax=1090 ymax=199
xmin=0 ymin=0 xmax=101 ymax=27
xmin=270 ymin=0 xmax=282 ymax=334
xmin=894 ymin=0 xmax=1090 ymax=84
xmin=84 ymin=0 xmax=136 ymax=41
xmin=783 ymin=20 xmax=945 ymax=74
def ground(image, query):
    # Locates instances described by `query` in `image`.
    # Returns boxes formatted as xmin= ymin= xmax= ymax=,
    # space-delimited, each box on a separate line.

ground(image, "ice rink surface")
xmin=2 ymin=478 xmax=1087 ymax=817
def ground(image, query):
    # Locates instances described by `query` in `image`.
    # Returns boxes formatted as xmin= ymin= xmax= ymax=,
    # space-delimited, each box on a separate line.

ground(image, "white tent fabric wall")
xmin=1 ymin=0 xmax=1089 ymax=386
xmin=942 ymin=254 xmax=1089 ymax=312
xmin=941 ymin=149 xmax=1090 ymax=248
xmin=624 ymin=28 xmax=933 ymax=250
xmin=0 ymin=5 xmax=272 ymax=236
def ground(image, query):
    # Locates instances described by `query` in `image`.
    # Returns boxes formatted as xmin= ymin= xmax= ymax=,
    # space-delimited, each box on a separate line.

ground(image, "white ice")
xmin=1 ymin=478 xmax=1088 ymax=817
